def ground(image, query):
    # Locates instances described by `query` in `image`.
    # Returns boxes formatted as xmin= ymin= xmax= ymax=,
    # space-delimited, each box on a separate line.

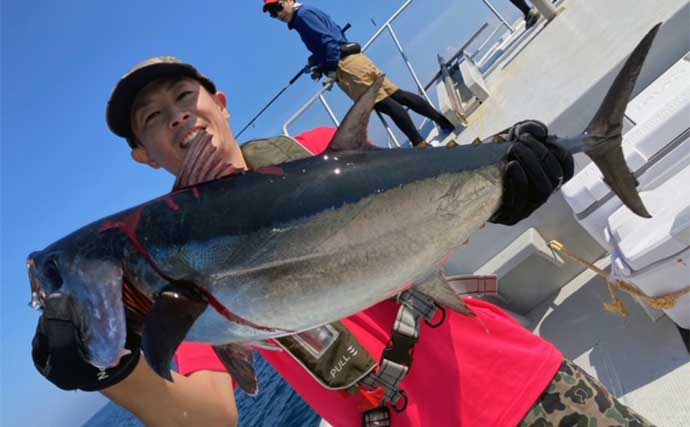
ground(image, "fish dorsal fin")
xmin=212 ymin=343 xmax=259 ymax=396
xmin=327 ymin=75 xmax=385 ymax=152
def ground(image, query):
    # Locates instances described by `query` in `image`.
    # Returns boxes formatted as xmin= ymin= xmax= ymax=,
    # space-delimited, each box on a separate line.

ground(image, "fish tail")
xmin=578 ymin=23 xmax=661 ymax=218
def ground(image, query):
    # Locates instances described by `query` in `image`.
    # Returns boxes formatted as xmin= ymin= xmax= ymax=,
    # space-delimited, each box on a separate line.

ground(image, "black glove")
xmin=309 ymin=65 xmax=323 ymax=81
xmin=32 ymin=309 xmax=141 ymax=392
xmin=489 ymin=120 xmax=574 ymax=226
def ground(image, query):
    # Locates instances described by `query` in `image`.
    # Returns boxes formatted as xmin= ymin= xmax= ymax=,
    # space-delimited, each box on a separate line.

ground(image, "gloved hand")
xmin=489 ymin=120 xmax=574 ymax=226
xmin=308 ymin=65 xmax=322 ymax=81
xmin=32 ymin=310 xmax=141 ymax=391
xmin=322 ymin=71 xmax=337 ymax=90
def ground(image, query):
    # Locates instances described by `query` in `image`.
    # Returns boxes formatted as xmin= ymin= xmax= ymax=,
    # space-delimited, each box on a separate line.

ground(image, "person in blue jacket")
xmin=263 ymin=0 xmax=456 ymax=147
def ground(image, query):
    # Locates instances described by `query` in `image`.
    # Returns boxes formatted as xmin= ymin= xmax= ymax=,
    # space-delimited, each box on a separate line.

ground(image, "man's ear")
xmin=131 ymin=146 xmax=160 ymax=169
xmin=214 ymin=91 xmax=231 ymax=121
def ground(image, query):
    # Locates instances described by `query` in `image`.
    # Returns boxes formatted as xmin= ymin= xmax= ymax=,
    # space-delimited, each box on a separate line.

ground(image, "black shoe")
xmin=525 ymin=9 xmax=541 ymax=30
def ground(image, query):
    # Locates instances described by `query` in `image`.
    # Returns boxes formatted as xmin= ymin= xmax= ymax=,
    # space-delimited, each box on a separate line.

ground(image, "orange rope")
xmin=548 ymin=240 xmax=690 ymax=316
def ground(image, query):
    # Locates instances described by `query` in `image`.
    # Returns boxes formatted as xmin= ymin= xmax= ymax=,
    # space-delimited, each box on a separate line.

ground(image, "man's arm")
xmin=297 ymin=9 xmax=342 ymax=73
xmin=32 ymin=315 xmax=238 ymax=427
xmin=102 ymin=355 xmax=238 ymax=427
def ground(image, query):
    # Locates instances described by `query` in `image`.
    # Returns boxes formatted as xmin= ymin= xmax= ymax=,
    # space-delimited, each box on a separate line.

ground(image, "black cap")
xmin=106 ymin=56 xmax=216 ymax=148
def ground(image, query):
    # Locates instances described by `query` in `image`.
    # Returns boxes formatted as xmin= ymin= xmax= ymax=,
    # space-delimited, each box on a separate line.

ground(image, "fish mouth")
xmin=27 ymin=256 xmax=47 ymax=310
xmin=27 ymin=251 xmax=128 ymax=369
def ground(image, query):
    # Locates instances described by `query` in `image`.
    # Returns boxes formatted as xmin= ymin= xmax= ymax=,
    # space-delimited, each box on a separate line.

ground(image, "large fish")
xmin=27 ymin=25 xmax=659 ymax=394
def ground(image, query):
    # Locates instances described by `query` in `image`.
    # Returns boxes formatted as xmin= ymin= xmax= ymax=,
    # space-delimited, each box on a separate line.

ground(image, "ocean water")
xmin=83 ymin=353 xmax=322 ymax=427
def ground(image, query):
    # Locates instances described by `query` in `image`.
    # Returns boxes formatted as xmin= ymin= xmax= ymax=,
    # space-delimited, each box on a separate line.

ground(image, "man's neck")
xmin=287 ymin=3 xmax=303 ymax=28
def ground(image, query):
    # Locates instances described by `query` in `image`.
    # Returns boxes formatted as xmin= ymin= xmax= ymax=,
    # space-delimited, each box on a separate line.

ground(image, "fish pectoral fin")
xmin=414 ymin=270 xmax=482 ymax=317
xmin=212 ymin=343 xmax=259 ymax=396
xmin=142 ymin=284 xmax=208 ymax=381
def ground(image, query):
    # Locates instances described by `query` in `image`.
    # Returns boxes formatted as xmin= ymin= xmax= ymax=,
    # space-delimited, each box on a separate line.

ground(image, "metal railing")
xmin=281 ymin=0 xmax=518 ymax=144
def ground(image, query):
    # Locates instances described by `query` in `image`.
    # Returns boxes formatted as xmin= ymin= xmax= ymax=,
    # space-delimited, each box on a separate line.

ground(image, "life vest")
xmin=239 ymin=134 xmax=495 ymax=425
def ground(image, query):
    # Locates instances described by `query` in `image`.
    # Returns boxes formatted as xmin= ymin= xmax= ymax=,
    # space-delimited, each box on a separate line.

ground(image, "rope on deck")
xmin=547 ymin=240 xmax=690 ymax=316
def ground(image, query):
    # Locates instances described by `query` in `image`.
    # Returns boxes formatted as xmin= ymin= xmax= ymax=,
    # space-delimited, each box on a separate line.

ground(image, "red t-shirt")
xmin=176 ymin=299 xmax=562 ymax=427
xmin=174 ymin=128 xmax=564 ymax=426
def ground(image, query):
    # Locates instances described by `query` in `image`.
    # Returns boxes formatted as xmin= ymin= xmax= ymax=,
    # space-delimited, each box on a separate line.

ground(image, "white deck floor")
xmin=446 ymin=1 xmax=690 ymax=426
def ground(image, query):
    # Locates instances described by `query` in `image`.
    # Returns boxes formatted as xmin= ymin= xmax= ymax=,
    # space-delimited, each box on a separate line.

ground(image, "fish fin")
xmin=579 ymin=23 xmax=661 ymax=218
xmin=413 ymin=270 xmax=476 ymax=317
xmin=327 ymin=75 xmax=385 ymax=152
xmin=212 ymin=344 xmax=259 ymax=396
xmin=141 ymin=284 xmax=208 ymax=381
xmin=244 ymin=340 xmax=283 ymax=352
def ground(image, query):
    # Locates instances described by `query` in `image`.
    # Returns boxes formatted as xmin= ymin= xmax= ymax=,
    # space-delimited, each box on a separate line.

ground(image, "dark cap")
xmin=106 ymin=56 xmax=216 ymax=148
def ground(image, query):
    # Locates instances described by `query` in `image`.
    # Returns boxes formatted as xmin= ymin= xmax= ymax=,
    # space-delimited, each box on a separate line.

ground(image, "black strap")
xmin=340 ymin=42 xmax=362 ymax=59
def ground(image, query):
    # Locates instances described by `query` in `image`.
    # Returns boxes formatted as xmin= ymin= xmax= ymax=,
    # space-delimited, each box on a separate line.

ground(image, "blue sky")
xmin=1 ymin=1 xmax=520 ymax=425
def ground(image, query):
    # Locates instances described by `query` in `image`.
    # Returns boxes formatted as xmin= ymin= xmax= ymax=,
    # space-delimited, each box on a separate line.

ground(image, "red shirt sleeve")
xmin=174 ymin=342 xmax=227 ymax=377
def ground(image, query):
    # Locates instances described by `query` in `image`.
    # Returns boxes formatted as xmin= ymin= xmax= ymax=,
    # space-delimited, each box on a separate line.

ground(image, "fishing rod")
xmin=236 ymin=23 xmax=352 ymax=138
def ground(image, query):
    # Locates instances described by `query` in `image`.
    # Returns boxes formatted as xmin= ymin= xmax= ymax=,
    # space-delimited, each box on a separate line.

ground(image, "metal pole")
xmin=283 ymin=86 xmax=330 ymax=135
xmin=531 ymin=0 xmax=558 ymax=21
xmin=362 ymin=0 xmax=416 ymax=51
xmin=318 ymin=95 xmax=340 ymax=127
xmin=424 ymin=22 xmax=490 ymax=92
xmin=236 ymin=67 xmax=304 ymax=138
xmin=386 ymin=23 xmax=434 ymax=106
xmin=470 ymin=24 xmax=504 ymax=60
xmin=480 ymin=0 xmax=515 ymax=33
xmin=375 ymin=111 xmax=402 ymax=148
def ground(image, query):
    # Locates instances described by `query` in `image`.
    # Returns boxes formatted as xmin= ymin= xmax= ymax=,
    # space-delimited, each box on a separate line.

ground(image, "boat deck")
xmin=445 ymin=1 xmax=690 ymax=425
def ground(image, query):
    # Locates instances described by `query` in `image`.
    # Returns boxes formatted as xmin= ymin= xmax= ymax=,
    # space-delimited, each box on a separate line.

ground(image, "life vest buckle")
xmin=362 ymin=406 xmax=391 ymax=427
xmin=382 ymin=331 xmax=418 ymax=368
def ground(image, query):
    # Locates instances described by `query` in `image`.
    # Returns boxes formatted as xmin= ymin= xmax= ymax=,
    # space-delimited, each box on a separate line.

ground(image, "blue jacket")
xmin=288 ymin=5 xmax=348 ymax=73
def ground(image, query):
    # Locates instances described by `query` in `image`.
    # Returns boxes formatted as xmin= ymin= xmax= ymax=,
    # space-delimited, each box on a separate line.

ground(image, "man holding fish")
xmin=29 ymin=25 xmax=659 ymax=427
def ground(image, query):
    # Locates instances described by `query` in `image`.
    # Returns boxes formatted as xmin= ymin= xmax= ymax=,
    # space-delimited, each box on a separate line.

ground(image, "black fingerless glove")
xmin=32 ymin=312 xmax=141 ymax=392
xmin=489 ymin=120 xmax=574 ymax=226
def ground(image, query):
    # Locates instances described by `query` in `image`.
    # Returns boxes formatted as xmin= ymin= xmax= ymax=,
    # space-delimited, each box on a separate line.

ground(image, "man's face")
xmin=130 ymin=77 xmax=244 ymax=176
xmin=267 ymin=0 xmax=295 ymax=23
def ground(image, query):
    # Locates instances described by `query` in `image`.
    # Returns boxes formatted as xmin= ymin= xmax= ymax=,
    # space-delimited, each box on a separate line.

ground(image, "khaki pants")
xmin=336 ymin=53 xmax=398 ymax=104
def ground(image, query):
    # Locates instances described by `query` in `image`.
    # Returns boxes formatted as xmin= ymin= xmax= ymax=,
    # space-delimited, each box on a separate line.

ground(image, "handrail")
xmin=424 ymin=22 xmax=490 ymax=92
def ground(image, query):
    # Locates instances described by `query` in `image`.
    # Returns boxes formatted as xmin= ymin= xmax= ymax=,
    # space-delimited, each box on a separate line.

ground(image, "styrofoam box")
xmin=562 ymin=56 xmax=690 ymax=248
xmin=606 ymin=166 xmax=690 ymax=327
xmin=561 ymin=55 xmax=690 ymax=327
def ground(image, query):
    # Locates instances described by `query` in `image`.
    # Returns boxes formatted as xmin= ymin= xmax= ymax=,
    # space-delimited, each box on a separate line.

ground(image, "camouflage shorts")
xmin=520 ymin=359 xmax=657 ymax=427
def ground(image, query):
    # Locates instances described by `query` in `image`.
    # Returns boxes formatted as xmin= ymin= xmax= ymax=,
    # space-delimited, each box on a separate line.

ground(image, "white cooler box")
xmin=562 ymin=55 xmax=690 ymax=327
